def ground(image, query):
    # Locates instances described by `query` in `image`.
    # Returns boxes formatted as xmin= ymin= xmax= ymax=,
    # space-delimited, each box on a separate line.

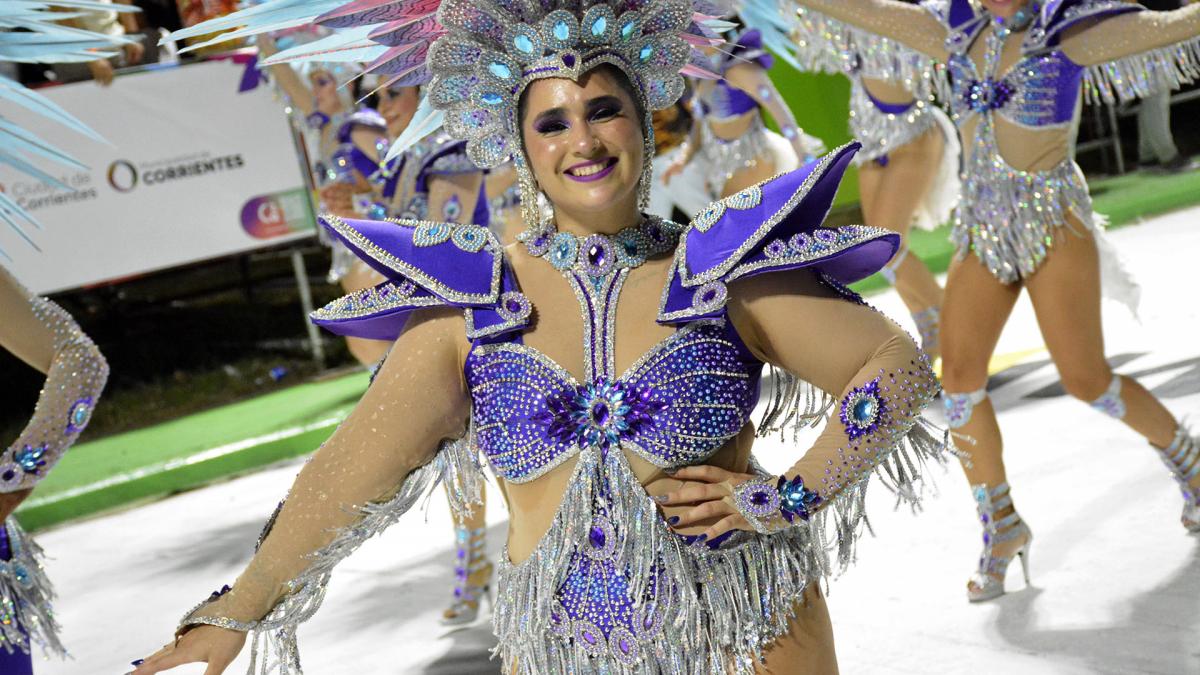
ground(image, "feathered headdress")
xmin=0 ymin=0 xmax=139 ymax=259
xmin=168 ymin=0 xmax=731 ymax=223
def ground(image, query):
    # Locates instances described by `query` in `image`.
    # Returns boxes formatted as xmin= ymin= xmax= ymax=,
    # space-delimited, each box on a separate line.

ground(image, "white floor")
xmin=29 ymin=208 xmax=1200 ymax=675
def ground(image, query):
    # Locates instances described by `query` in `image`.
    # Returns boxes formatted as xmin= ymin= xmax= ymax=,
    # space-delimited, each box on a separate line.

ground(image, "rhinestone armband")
xmin=733 ymin=475 xmax=822 ymax=534
xmin=176 ymin=584 xmax=258 ymax=638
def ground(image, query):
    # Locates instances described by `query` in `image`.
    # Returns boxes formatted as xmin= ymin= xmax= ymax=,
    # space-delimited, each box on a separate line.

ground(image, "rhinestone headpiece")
xmin=430 ymin=0 xmax=697 ymax=169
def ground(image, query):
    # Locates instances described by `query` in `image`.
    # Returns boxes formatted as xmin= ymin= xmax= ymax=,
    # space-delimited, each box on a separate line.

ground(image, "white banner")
xmin=0 ymin=56 xmax=317 ymax=294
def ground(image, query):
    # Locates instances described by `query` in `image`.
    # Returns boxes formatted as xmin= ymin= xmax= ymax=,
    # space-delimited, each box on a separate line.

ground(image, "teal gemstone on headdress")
xmin=591 ymin=16 xmax=607 ymax=37
xmin=514 ymin=34 xmax=535 ymax=54
xmin=639 ymin=44 xmax=653 ymax=62
xmin=481 ymin=92 xmax=504 ymax=106
xmin=621 ymin=20 xmax=637 ymax=40
xmin=488 ymin=61 xmax=512 ymax=79
xmin=554 ymin=20 xmax=570 ymax=40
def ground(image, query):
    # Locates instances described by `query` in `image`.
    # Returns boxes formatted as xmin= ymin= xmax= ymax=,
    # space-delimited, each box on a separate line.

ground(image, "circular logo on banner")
xmin=107 ymin=160 xmax=139 ymax=192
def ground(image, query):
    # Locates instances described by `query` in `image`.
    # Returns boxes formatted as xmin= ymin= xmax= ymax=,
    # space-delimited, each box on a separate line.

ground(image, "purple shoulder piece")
xmin=921 ymin=0 xmax=979 ymax=30
xmin=335 ymin=108 xmax=387 ymax=145
xmin=414 ymin=138 xmax=472 ymax=193
xmin=658 ymin=142 xmax=899 ymax=324
xmin=922 ymin=0 xmax=986 ymax=54
xmin=310 ymin=215 xmax=528 ymax=340
xmin=1027 ymin=0 xmax=1139 ymax=51
xmin=726 ymin=29 xmax=774 ymax=72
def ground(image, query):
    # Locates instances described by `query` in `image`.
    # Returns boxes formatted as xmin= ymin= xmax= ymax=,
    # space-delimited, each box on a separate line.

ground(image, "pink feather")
xmin=368 ymin=15 xmax=441 ymax=46
xmin=679 ymin=62 xmax=720 ymax=80
xmin=318 ymin=0 xmax=442 ymax=29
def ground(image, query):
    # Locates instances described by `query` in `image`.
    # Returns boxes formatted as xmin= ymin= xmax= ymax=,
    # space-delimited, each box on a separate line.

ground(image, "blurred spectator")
xmin=52 ymin=0 xmax=158 ymax=86
xmin=1136 ymin=0 xmax=1191 ymax=172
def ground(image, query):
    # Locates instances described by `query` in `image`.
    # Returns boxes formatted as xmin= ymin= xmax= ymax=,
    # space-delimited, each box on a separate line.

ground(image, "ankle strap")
xmin=972 ymin=481 xmax=1011 ymax=507
xmin=973 ymin=482 xmax=1018 ymax=520
xmin=1161 ymin=426 xmax=1200 ymax=482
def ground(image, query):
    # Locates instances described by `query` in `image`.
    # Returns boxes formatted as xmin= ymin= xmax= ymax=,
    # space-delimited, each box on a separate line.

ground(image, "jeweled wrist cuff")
xmin=733 ymin=475 xmax=823 ymax=534
xmin=176 ymin=584 xmax=258 ymax=638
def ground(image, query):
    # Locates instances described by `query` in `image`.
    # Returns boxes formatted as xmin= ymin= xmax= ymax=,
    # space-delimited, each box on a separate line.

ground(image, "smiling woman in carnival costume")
xmin=795 ymin=0 xmax=1200 ymax=601
xmin=132 ymin=0 xmax=948 ymax=672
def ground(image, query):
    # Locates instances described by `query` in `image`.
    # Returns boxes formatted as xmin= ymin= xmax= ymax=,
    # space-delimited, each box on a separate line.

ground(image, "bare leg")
xmin=940 ymin=253 xmax=1022 ymax=487
xmin=442 ymin=483 xmax=492 ymax=623
xmin=1023 ymin=223 xmax=1182 ymax=454
xmin=939 ymin=253 xmax=1027 ymax=594
xmin=756 ymin=583 xmax=839 ymax=674
xmin=858 ymin=128 xmax=946 ymax=325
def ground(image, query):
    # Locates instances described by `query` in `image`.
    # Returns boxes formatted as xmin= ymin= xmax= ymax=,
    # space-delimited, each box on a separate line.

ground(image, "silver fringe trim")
xmin=848 ymin=78 xmax=939 ymax=166
xmin=955 ymin=118 xmax=1097 ymax=284
xmin=757 ymin=366 xmax=834 ymax=440
xmin=699 ymin=115 xmax=771 ymax=197
xmin=494 ymin=388 xmax=950 ymax=673
xmin=755 ymin=370 xmax=950 ymax=510
xmin=0 ymin=517 xmax=65 ymax=658
xmin=792 ymin=9 xmax=947 ymax=102
xmin=1083 ymin=36 xmax=1200 ymax=105
xmin=182 ymin=438 xmax=484 ymax=675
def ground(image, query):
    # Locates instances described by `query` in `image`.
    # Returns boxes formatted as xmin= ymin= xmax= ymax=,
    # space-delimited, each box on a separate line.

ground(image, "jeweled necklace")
xmin=518 ymin=215 xmax=684 ymax=280
xmin=991 ymin=3 xmax=1036 ymax=40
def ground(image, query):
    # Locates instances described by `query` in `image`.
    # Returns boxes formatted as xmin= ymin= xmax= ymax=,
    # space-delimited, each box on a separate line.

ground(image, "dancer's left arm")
xmin=0 ymin=266 xmax=109 ymax=516
xmin=1060 ymin=4 xmax=1200 ymax=65
xmin=724 ymin=64 xmax=824 ymax=163
xmin=663 ymin=268 xmax=939 ymax=539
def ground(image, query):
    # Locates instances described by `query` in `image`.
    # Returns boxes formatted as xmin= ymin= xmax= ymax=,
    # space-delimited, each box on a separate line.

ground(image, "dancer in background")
xmin=134 ymin=0 xmax=947 ymax=670
xmin=795 ymin=0 xmax=1200 ymax=603
xmin=794 ymin=3 xmax=959 ymax=358
xmin=647 ymin=92 xmax=712 ymax=221
xmin=663 ymin=26 xmax=824 ymax=199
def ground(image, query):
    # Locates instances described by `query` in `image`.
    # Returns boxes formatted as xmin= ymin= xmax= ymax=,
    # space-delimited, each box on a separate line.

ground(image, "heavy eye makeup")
xmin=531 ymin=96 xmax=627 ymax=135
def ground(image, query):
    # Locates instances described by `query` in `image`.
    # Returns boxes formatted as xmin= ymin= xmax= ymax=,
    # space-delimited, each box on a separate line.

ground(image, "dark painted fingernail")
xmin=131 ymin=660 xmax=144 ymax=666
xmin=667 ymin=516 xmax=680 ymax=525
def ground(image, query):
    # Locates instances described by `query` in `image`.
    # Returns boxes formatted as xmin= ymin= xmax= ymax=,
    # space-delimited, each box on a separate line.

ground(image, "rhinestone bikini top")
xmin=930 ymin=0 xmax=1141 ymax=129
xmin=310 ymin=143 xmax=901 ymax=483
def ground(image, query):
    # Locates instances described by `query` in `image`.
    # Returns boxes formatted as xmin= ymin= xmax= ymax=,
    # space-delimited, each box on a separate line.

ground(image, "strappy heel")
xmin=1155 ymin=425 xmax=1200 ymax=533
xmin=441 ymin=526 xmax=493 ymax=626
xmin=967 ymin=481 xmax=1033 ymax=602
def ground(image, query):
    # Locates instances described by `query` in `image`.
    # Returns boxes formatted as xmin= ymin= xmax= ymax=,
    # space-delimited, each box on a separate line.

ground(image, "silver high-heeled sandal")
xmin=968 ymin=481 xmax=1032 ymax=602
xmin=441 ymin=525 xmax=493 ymax=626
xmin=1155 ymin=425 xmax=1200 ymax=533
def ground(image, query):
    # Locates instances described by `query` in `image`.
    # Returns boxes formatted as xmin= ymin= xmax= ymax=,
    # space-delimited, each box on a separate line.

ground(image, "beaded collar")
xmin=519 ymin=215 xmax=684 ymax=280
xmin=992 ymin=2 xmax=1038 ymax=40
